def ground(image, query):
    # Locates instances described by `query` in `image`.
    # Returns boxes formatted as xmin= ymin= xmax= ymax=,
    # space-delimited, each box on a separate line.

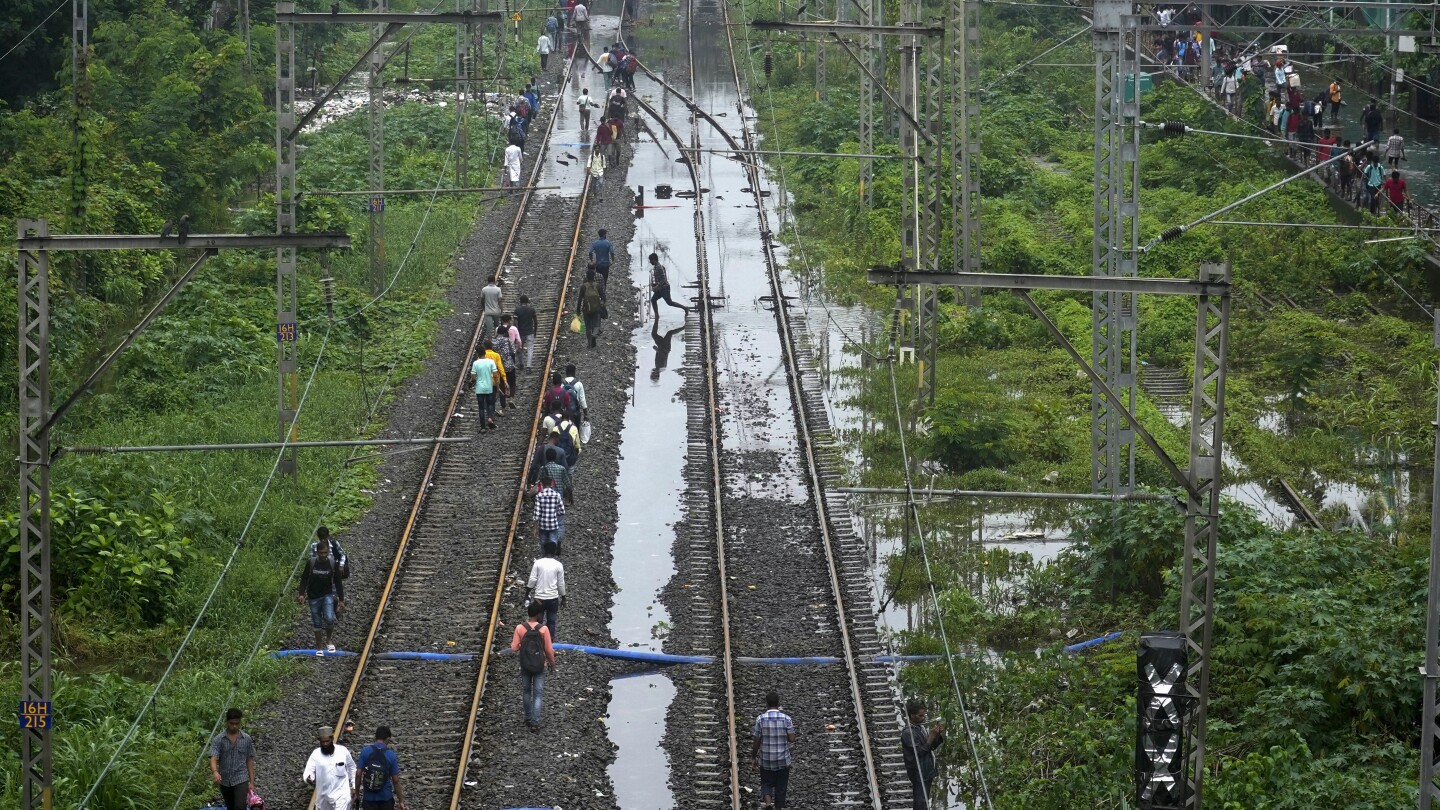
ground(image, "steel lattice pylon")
xmin=456 ymin=0 xmax=476 ymax=186
xmin=17 ymin=219 xmax=53 ymax=810
xmin=814 ymin=0 xmax=826 ymax=99
xmin=857 ymin=0 xmax=879 ymax=206
xmin=1423 ymin=310 xmax=1440 ymax=810
xmin=276 ymin=5 xmax=300 ymax=475
xmin=1090 ymin=0 xmax=1139 ymax=495
xmin=949 ymin=0 xmax=980 ymax=311
xmin=369 ymin=0 xmax=387 ymax=295
xmin=1179 ymin=261 xmax=1230 ymax=808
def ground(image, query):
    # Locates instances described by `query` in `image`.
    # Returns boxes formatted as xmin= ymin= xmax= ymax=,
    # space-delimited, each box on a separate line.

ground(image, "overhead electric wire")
xmin=884 ymin=357 xmax=996 ymax=810
xmin=77 ymin=324 xmax=336 ymax=810
xmin=164 ymin=366 xmax=398 ymax=810
xmin=0 ymin=0 xmax=67 ymax=64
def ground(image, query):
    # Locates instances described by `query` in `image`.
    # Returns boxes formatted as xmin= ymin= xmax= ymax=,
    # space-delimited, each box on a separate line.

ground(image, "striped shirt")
xmin=752 ymin=709 xmax=795 ymax=769
xmin=534 ymin=487 xmax=565 ymax=531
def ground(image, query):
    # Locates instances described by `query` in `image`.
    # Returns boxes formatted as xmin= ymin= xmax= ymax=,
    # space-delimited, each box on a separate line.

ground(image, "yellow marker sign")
xmin=511 ymin=12 xmax=522 ymax=20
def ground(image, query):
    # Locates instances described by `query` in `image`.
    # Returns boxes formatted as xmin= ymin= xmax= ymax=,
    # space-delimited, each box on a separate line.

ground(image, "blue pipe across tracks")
xmin=268 ymin=633 xmax=1122 ymax=665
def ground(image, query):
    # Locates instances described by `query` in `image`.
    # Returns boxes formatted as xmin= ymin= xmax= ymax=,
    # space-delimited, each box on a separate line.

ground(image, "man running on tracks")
xmin=648 ymin=252 xmax=689 ymax=320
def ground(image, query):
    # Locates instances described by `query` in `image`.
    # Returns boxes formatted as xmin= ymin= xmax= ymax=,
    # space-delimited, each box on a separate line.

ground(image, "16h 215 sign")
xmin=19 ymin=701 xmax=51 ymax=730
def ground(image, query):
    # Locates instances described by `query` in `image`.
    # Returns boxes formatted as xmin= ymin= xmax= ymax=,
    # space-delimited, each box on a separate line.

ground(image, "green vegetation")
xmin=0 ymin=1 xmax=547 ymax=807
xmin=731 ymin=1 xmax=1438 ymax=805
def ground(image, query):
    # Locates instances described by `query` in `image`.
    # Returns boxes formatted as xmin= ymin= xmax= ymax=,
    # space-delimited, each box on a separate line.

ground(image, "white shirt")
xmin=528 ymin=557 xmax=567 ymax=600
xmin=504 ymin=144 xmax=523 ymax=181
xmin=572 ymin=3 xmax=589 ymax=21
xmin=303 ymin=745 xmax=356 ymax=806
xmin=536 ymin=34 xmax=552 ymax=54
xmin=577 ymin=93 xmax=597 ymax=110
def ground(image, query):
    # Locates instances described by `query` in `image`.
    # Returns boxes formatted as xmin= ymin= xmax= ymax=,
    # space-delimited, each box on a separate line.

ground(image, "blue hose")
xmin=270 ymin=649 xmax=357 ymax=658
xmin=1063 ymin=631 xmax=1123 ymax=653
xmin=552 ymin=643 xmax=712 ymax=664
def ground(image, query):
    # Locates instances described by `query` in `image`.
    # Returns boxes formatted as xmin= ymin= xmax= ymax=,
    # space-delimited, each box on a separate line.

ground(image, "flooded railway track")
xmin=312 ymin=56 xmax=594 ymax=810
xmin=610 ymin=5 xmax=913 ymax=807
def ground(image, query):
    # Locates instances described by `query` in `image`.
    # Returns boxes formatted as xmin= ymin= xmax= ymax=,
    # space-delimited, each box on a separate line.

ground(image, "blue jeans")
xmin=519 ymin=670 xmax=546 ymax=724
xmin=308 ymin=594 xmax=336 ymax=629
xmin=539 ymin=527 xmax=563 ymax=552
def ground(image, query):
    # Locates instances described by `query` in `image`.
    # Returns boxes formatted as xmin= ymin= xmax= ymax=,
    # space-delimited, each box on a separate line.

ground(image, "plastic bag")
xmin=570 ymin=314 xmax=583 ymax=333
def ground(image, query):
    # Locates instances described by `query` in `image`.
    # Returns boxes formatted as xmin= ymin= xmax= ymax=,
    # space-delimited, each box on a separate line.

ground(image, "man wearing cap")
xmin=358 ymin=726 xmax=406 ymax=810
xmin=303 ymin=725 xmax=357 ymax=810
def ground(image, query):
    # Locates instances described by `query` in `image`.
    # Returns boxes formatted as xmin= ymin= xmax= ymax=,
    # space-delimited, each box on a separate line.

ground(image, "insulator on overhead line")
xmin=1161 ymin=121 xmax=1190 ymax=134
xmin=764 ymin=51 xmax=774 ymax=79
xmin=1158 ymin=226 xmax=1185 ymax=243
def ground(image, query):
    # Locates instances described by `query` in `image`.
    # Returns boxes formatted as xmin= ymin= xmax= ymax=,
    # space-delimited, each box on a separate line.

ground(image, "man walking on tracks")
xmin=526 ymin=540 xmax=567 ymax=640
xmin=481 ymin=277 xmax=505 ymax=336
xmin=303 ymin=725 xmax=357 ymax=810
xmin=577 ymin=88 xmax=600 ymax=135
xmin=470 ymin=349 xmax=500 ymax=430
xmin=588 ymin=228 xmax=613 ymax=294
xmin=579 ymin=269 xmax=605 ymax=348
xmin=358 ymin=726 xmax=407 ymax=810
xmin=901 ymin=698 xmax=945 ymax=810
xmin=512 ymin=601 xmax=557 ymax=729
xmin=648 ymin=252 xmax=690 ymax=320
xmin=515 ymin=294 xmax=538 ymax=371
xmin=533 ymin=470 xmax=567 ymax=553
xmin=751 ymin=691 xmax=796 ymax=809
xmin=210 ymin=708 xmax=255 ymax=810
xmin=298 ymin=537 xmax=345 ymax=654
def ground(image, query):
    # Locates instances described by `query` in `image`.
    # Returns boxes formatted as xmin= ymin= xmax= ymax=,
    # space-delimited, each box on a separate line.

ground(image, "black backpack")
xmin=361 ymin=746 xmax=390 ymax=793
xmin=519 ymin=621 xmax=547 ymax=674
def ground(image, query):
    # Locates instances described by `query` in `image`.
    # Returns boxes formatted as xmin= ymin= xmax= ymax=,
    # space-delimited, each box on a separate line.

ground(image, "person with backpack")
xmin=578 ymin=269 xmax=605 ymax=348
xmin=562 ymin=364 xmax=589 ymax=422
xmin=312 ymin=526 xmax=350 ymax=580
xmin=604 ymin=115 xmax=624 ymax=165
xmin=526 ymin=541 xmax=567 ymax=641
xmin=511 ymin=601 xmax=556 ymax=729
xmin=542 ymin=408 xmax=582 ymax=477
xmin=542 ymin=371 xmax=578 ymax=422
xmin=1337 ymin=140 xmax=1357 ymax=201
xmin=302 ymin=725 xmax=357 ymax=810
xmin=530 ymin=439 xmax=573 ymax=502
xmin=620 ymin=52 xmax=638 ymax=90
xmin=545 ymin=12 xmax=559 ymax=49
xmin=648 ymin=252 xmax=690 ymax=320
xmin=482 ymin=338 xmax=511 ymax=417
xmin=298 ymin=538 xmax=345 ymax=654
xmin=358 ymin=726 xmax=406 ymax=810
xmin=533 ymin=470 xmax=566 ymax=553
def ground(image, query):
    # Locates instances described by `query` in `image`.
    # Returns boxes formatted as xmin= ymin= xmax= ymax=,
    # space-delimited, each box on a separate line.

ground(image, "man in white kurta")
xmin=303 ymin=726 xmax=357 ymax=810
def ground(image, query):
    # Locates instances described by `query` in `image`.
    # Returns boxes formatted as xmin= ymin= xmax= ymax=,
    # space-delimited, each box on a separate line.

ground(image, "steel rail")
xmin=607 ymin=5 xmax=886 ymax=806
xmin=709 ymin=0 xmax=887 ymax=806
xmin=448 ymin=91 xmax=595 ymax=810
xmin=315 ymin=49 xmax=584 ymax=810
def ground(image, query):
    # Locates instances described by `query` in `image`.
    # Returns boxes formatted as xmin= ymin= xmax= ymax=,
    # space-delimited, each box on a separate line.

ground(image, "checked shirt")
xmin=534 ymin=486 xmax=565 ymax=531
xmin=752 ymin=709 xmax=795 ymax=769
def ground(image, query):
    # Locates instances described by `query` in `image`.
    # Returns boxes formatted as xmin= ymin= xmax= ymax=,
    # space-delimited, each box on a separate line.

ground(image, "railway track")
xmin=610 ymin=5 xmax=912 ymax=807
xmin=315 ymin=54 xmax=593 ymax=810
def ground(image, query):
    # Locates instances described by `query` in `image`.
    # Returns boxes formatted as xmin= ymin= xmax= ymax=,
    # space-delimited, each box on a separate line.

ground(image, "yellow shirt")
xmin=484 ymin=349 xmax=508 ymax=389
xmin=1329 ymin=82 xmax=1342 ymax=103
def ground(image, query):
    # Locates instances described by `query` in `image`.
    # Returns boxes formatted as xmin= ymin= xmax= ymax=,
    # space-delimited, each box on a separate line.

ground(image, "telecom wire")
xmin=77 ymin=324 xmax=336 ymax=810
xmin=164 ymin=366 xmax=397 ymax=810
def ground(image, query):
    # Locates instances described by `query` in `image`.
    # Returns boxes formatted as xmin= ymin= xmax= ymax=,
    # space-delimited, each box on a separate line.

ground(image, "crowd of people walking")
xmin=1148 ymin=5 xmax=1424 ymax=220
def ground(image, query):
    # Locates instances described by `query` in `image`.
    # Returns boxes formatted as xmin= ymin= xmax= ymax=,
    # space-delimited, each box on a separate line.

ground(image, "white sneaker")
xmin=326 ymin=644 xmax=337 ymax=653
xmin=315 ymin=649 xmax=324 ymax=656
